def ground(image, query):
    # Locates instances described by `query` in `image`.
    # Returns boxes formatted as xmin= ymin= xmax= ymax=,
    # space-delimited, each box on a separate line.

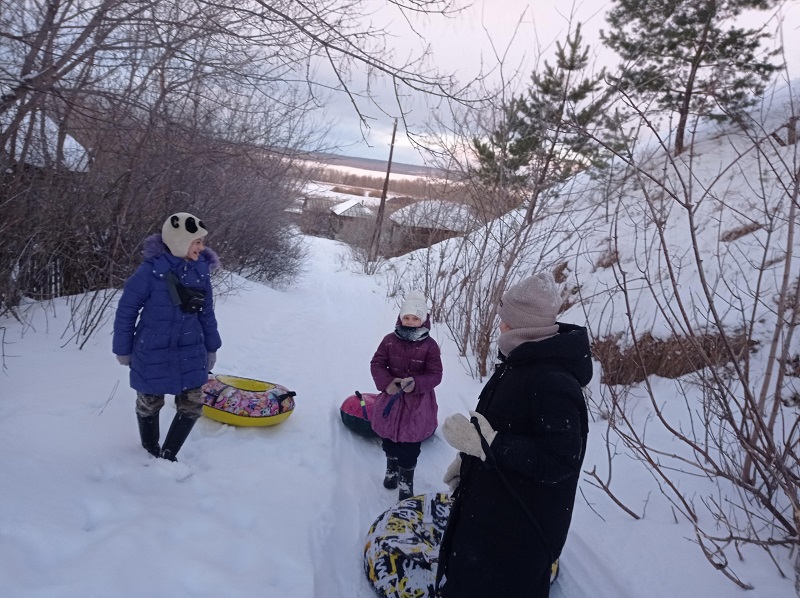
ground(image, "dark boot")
xmin=137 ymin=414 xmax=161 ymax=457
xmin=383 ymin=457 xmax=399 ymax=489
xmin=398 ymin=466 xmax=415 ymax=501
xmin=160 ymin=413 xmax=197 ymax=462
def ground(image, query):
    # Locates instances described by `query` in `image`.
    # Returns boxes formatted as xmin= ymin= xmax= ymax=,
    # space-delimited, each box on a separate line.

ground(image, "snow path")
xmin=0 ymin=236 xmax=591 ymax=597
xmin=552 ymin=530 xmax=631 ymax=598
xmin=5 ymin=235 xmax=790 ymax=596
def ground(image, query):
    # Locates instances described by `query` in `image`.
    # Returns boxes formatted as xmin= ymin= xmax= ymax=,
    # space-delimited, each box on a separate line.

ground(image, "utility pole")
xmin=368 ymin=118 xmax=397 ymax=262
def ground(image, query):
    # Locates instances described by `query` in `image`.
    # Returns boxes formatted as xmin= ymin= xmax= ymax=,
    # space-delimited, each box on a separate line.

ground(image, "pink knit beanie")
xmin=497 ymin=271 xmax=561 ymax=354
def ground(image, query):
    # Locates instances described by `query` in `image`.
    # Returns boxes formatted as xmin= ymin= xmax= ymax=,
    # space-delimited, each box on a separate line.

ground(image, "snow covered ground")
xmin=0 ymin=236 xmax=795 ymax=597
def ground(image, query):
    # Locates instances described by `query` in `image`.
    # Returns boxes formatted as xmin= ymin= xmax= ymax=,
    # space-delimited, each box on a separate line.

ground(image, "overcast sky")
xmin=323 ymin=0 xmax=799 ymax=166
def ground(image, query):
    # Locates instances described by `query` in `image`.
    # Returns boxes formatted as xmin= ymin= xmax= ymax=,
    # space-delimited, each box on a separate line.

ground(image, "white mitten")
xmin=443 ymin=454 xmax=462 ymax=491
xmin=443 ymin=413 xmax=483 ymax=459
xmin=469 ymin=411 xmax=497 ymax=446
xmin=442 ymin=412 xmax=498 ymax=461
xmin=385 ymin=378 xmax=402 ymax=395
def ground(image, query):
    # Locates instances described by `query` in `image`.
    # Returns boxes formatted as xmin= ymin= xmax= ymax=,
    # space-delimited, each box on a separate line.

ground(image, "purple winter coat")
xmin=369 ymin=322 xmax=443 ymax=443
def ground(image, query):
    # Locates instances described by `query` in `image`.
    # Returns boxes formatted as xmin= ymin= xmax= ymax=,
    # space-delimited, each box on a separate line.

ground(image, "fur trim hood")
xmin=142 ymin=233 xmax=220 ymax=271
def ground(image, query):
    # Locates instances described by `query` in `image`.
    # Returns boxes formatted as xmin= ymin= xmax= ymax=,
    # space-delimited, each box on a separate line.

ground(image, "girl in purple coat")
xmin=113 ymin=212 xmax=221 ymax=462
xmin=370 ymin=291 xmax=443 ymax=500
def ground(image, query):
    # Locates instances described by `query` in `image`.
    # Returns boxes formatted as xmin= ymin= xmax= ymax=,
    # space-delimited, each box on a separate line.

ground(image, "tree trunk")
xmin=674 ymin=7 xmax=713 ymax=156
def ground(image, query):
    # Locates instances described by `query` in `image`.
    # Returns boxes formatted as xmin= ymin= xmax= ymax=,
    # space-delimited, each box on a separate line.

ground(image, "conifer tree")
xmin=472 ymin=24 xmax=611 ymax=218
xmin=602 ymin=0 xmax=781 ymax=155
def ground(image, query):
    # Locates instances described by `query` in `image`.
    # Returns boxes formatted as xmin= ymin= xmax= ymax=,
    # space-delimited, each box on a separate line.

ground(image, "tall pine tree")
xmin=472 ymin=24 xmax=611 ymax=220
xmin=602 ymin=0 xmax=781 ymax=155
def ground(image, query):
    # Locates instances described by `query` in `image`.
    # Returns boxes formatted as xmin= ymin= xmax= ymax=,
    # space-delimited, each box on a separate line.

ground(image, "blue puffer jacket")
xmin=113 ymin=234 xmax=222 ymax=395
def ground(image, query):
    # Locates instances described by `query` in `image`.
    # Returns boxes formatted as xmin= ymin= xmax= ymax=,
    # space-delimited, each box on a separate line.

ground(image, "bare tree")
xmin=574 ymin=76 xmax=799 ymax=587
xmin=386 ymin=20 xmax=612 ymax=377
xmin=0 ymin=0 xmax=477 ymax=343
xmin=384 ymin=12 xmax=798 ymax=588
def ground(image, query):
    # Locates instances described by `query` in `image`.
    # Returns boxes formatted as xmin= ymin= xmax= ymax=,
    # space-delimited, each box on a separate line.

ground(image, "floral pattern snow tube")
xmin=202 ymin=374 xmax=296 ymax=427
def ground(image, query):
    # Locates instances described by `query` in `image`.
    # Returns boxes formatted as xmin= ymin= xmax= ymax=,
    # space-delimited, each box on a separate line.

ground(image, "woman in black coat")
xmin=436 ymin=271 xmax=592 ymax=598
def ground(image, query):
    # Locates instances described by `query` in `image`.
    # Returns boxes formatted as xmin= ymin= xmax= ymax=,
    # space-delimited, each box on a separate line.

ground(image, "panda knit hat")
xmin=161 ymin=212 xmax=208 ymax=258
xmin=497 ymin=271 xmax=561 ymax=354
xmin=400 ymin=291 xmax=429 ymax=320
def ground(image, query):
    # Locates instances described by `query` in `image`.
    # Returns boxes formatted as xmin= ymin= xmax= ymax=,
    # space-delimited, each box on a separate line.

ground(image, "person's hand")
xmin=400 ymin=377 xmax=415 ymax=393
xmin=442 ymin=411 xmax=498 ymax=461
xmin=116 ymin=354 xmax=131 ymax=366
xmin=207 ymin=352 xmax=216 ymax=371
xmin=385 ymin=378 xmax=402 ymax=395
xmin=469 ymin=411 xmax=497 ymax=446
xmin=443 ymin=454 xmax=462 ymax=492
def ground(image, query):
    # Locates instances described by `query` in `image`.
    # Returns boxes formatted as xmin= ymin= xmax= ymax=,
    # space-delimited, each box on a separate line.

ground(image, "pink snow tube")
xmin=340 ymin=391 xmax=379 ymax=438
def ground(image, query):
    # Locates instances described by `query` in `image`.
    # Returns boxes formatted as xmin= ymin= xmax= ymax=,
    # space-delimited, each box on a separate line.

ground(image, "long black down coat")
xmin=436 ymin=323 xmax=593 ymax=598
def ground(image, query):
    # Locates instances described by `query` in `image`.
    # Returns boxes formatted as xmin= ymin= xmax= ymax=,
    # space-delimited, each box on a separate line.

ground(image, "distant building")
xmin=285 ymin=197 xmax=307 ymax=215
xmin=389 ymin=199 xmax=476 ymax=233
xmin=331 ymin=198 xmax=374 ymax=219
xmin=385 ymin=199 xmax=477 ymax=256
xmin=286 ymin=194 xmax=478 ymax=257
xmin=3 ymin=111 xmax=89 ymax=172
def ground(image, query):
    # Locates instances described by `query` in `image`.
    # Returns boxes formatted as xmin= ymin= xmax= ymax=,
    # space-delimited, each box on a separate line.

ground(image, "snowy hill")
xmin=381 ymin=81 xmax=800 ymax=593
xmin=0 ymin=232 xmax=796 ymax=596
xmin=2 ymin=75 xmax=800 ymax=596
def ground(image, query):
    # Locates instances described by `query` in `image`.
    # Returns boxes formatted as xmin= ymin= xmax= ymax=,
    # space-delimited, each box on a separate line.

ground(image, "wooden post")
xmin=369 ymin=118 xmax=398 ymax=262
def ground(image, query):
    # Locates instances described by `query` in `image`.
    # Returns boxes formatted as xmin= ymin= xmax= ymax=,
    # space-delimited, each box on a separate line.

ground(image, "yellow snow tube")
xmin=202 ymin=374 xmax=296 ymax=427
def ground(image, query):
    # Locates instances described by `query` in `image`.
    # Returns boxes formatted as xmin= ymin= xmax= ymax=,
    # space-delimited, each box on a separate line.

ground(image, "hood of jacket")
xmin=501 ymin=322 xmax=593 ymax=387
xmin=142 ymin=233 xmax=220 ymax=271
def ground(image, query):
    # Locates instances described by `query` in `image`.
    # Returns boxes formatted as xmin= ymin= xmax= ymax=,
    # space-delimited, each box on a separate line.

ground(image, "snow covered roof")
xmin=284 ymin=197 xmax=306 ymax=214
xmin=331 ymin=198 xmax=373 ymax=218
xmin=2 ymin=111 xmax=89 ymax=172
xmin=389 ymin=200 xmax=476 ymax=232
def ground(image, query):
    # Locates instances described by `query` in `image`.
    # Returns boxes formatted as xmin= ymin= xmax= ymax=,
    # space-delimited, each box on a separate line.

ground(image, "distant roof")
xmin=331 ymin=198 xmax=373 ymax=218
xmin=389 ymin=200 xmax=476 ymax=232
xmin=4 ymin=111 xmax=88 ymax=172
xmin=284 ymin=197 xmax=306 ymax=214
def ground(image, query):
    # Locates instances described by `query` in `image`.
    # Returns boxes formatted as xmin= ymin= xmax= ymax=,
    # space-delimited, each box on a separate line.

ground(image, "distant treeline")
xmin=310 ymin=167 xmax=472 ymax=203
xmin=310 ymin=168 xmax=430 ymax=197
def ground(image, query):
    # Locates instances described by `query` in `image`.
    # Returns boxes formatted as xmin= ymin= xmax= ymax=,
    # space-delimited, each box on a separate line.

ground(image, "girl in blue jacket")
xmin=113 ymin=212 xmax=222 ymax=461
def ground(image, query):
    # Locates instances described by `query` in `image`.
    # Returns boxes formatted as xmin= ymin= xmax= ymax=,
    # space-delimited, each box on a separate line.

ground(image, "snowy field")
xmin=0 ymin=236 xmax=795 ymax=597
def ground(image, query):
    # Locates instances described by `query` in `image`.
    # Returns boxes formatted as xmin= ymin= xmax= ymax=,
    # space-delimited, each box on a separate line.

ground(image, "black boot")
xmin=398 ymin=466 xmax=415 ymax=501
xmin=383 ymin=457 xmax=399 ymax=489
xmin=137 ymin=414 xmax=161 ymax=457
xmin=160 ymin=413 xmax=197 ymax=462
